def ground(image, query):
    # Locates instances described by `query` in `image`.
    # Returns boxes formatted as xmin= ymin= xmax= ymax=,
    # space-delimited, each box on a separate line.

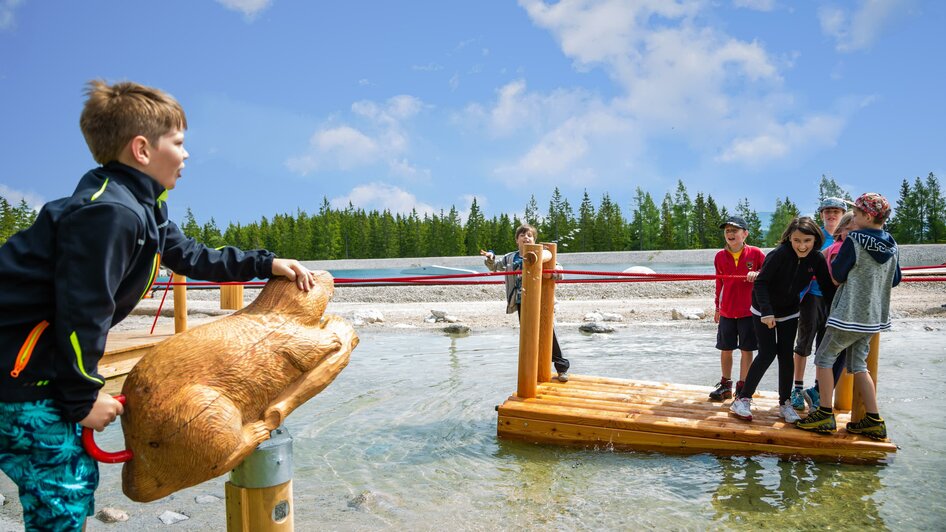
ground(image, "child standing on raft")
xmin=481 ymin=224 xmax=570 ymax=382
xmin=709 ymin=216 xmax=764 ymax=401
xmin=796 ymin=193 xmax=900 ymax=439
xmin=729 ymin=217 xmax=835 ymax=423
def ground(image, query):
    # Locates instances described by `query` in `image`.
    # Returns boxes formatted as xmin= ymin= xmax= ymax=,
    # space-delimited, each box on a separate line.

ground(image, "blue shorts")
xmin=0 ymin=399 xmax=98 ymax=531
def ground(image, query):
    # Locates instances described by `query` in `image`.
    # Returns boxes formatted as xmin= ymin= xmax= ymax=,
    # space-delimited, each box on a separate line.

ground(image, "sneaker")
xmin=796 ymin=409 xmax=837 ymax=433
xmin=846 ymin=417 xmax=887 ymax=440
xmin=803 ymin=386 xmax=821 ymax=410
xmin=778 ymin=402 xmax=801 ymax=423
xmin=790 ymin=388 xmax=806 ymax=410
xmin=557 ymin=372 xmax=569 ymax=383
xmin=729 ymin=397 xmax=752 ymax=421
xmin=709 ymin=380 xmax=733 ymax=401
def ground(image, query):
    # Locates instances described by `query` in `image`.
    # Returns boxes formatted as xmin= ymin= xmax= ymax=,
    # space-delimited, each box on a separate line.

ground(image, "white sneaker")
xmin=729 ymin=397 xmax=752 ymax=421
xmin=779 ymin=402 xmax=801 ymax=423
xmin=557 ymin=372 xmax=569 ymax=382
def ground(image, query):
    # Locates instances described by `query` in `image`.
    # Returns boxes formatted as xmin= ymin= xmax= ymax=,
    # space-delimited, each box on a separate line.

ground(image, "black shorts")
xmin=716 ymin=316 xmax=757 ymax=351
xmin=794 ymin=293 xmax=826 ymax=357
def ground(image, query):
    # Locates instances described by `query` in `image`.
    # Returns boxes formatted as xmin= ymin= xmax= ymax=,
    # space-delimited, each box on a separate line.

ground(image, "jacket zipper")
xmin=10 ymin=320 xmax=50 ymax=378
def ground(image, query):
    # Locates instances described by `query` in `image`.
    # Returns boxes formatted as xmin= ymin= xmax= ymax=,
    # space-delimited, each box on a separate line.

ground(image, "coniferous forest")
xmin=2 ymin=174 xmax=943 ymax=258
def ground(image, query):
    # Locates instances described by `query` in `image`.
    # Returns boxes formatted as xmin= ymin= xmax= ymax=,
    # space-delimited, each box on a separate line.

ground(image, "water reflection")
xmin=712 ymin=456 xmax=885 ymax=529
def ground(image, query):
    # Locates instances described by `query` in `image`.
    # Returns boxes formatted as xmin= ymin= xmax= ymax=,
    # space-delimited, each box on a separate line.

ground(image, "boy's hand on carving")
xmin=272 ymin=258 xmax=318 ymax=291
xmin=80 ymin=391 xmax=124 ymax=432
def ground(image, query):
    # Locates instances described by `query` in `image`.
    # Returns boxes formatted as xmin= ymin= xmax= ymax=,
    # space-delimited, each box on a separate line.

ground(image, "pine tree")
xmin=705 ymin=195 xmax=724 ymax=249
xmin=575 ymin=190 xmax=596 ymax=252
xmin=0 ymin=196 xmax=15 ymax=244
xmin=691 ymin=193 xmax=708 ymax=249
xmin=201 ymin=217 xmax=225 ymax=249
xmin=524 ymin=195 xmax=541 ymax=226
xmin=13 ymin=200 xmax=36 ymax=230
xmin=924 ymin=172 xmax=945 ymax=243
xmin=815 ymin=174 xmax=852 ymax=226
xmin=464 ymin=197 xmax=486 ymax=254
xmin=659 ymin=193 xmax=675 ymax=249
xmin=182 ymin=208 xmax=201 ymax=239
xmin=671 ymin=180 xmax=692 ymax=249
xmin=736 ymin=198 xmax=763 ymax=246
xmin=765 ymin=197 xmax=800 ymax=246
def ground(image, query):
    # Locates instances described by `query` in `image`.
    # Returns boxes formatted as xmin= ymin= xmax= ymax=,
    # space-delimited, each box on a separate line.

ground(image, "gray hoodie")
xmin=826 ymin=228 xmax=901 ymax=333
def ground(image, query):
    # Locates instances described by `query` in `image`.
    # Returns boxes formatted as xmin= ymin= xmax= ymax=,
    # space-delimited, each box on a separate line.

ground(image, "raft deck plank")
xmin=497 ymin=375 xmax=897 ymax=463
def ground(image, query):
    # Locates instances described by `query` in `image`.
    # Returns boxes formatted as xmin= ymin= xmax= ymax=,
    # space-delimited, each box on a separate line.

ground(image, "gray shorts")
xmin=814 ymin=327 xmax=873 ymax=374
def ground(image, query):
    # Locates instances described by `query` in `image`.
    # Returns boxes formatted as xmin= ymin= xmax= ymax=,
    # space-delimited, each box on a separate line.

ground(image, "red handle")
xmin=81 ymin=394 xmax=134 ymax=464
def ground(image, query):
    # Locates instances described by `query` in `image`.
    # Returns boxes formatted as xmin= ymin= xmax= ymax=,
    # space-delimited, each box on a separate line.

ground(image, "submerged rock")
xmin=444 ymin=324 xmax=471 ymax=335
xmin=158 ymin=510 xmax=189 ymax=525
xmin=579 ymin=322 xmax=614 ymax=333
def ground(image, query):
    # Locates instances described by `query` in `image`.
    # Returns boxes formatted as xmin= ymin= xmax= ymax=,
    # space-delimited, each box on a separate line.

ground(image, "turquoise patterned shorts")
xmin=0 ymin=399 xmax=98 ymax=531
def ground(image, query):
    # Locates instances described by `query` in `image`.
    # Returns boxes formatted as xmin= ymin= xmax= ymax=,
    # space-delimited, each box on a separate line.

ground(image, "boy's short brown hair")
xmin=515 ymin=223 xmax=537 ymax=240
xmin=80 ymin=80 xmax=187 ymax=164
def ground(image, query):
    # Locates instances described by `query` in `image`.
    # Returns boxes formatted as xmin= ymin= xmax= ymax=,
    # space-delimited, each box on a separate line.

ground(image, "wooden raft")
xmin=497 ymin=242 xmax=897 ymax=463
xmin=497 ymin=375 xmax=897 ymax=462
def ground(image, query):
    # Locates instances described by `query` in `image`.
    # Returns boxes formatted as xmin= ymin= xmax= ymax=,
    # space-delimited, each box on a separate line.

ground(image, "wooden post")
xmin=537 ymin=242 xmax=557 ymax=383
xmin=834 ymin=368 xmax=853 ymax=412
xmin=851 ymin=333 xmax=881 ymax=422
xmin=221 ymin=284 xmax=245 ymax=310
xmin=173 ymin=273 xmax=187 ymax=333
xmin=226 ymin=427 xmax=294 ymax=531
xmin=517 ymin=243 xmax=544 ymax=400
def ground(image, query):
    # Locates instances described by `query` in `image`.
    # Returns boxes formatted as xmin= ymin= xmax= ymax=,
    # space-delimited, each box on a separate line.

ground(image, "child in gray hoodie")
xmin=796 ymin=192 xmax=901 ymax=440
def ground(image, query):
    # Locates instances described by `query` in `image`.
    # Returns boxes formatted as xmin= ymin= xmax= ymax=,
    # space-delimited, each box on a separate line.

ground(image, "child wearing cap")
xmin=708 ymin=216 xmax=765 ymax=401
xmin=796 ymin=192 xmax=901 ymax=440
xmin=791 ymin=196 xmax=849 ymax=411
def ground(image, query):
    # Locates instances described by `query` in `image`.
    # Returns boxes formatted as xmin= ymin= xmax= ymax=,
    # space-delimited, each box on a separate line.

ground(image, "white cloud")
xmin=388 ymin=158 xmax=431 ymax=181
xmin=495 ymin=111 xmax=628 ymax=180
xmin=818 ymin=0 xmax=908 ymax=52
xmin=286 ymin=95 xmax=425 ymax=176
xmin=716 ymin=113 xmax=845 ymax=165
xmin=0 ymin=184 xmax=43 ymax=210
xmin=215 ymin=0 xmax=272 ymax=19
xmin=511 ymin=0 xmax=848 ymax=170
xmin=0 ymin=0 xmax=25 ymax=30
xmin=733 ymin=0 xmax=776 ymax=11
xmin=331 ymin=183 xmax=435 ymax=216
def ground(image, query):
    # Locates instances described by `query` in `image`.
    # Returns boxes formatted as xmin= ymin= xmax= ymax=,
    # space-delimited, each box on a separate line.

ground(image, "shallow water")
xmin=91 ymin=321 xmax=945 ymax=530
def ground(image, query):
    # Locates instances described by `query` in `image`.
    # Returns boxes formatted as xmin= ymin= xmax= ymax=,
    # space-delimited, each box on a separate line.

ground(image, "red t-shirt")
xmin=714 ymin=245 xmax=766 ymax=319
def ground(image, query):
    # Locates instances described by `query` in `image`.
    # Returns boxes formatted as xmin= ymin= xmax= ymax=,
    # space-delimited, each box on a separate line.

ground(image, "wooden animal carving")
xmin=119 ymin=273 xmax=357 ymax=502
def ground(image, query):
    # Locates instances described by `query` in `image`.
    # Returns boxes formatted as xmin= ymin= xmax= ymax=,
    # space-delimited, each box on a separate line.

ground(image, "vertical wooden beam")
xmin=852 ymin=333 xmax=880 ymax=422
xmin=220 ymin=284 xmax=245 ymax=310
xmin=537 ymin=242 xmax=557 ymax=383
xmin=173 ymin=273 xmax=187 ymax=333
xmin=517 ymin=243 xmax=544 ymax=399
xmin=834 ymin=368 xmax=853 ymax=411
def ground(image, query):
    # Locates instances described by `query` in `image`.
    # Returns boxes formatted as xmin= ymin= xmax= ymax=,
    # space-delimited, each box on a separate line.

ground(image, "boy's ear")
xmin=128 ymin=135 xmax=151 ymax=166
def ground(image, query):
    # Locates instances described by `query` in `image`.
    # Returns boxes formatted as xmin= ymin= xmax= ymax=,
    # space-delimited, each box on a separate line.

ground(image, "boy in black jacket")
xmin=0 ymin=80 xmax=317 ymax=530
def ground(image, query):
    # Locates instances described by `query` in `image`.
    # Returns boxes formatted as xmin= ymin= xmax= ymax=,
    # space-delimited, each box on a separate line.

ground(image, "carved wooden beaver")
xmin=119 ymin=273 xmax=357 ymax=502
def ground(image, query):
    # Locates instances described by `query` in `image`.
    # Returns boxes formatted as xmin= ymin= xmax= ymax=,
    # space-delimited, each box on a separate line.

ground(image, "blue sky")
xmin=1 ymin=0 xmax=943 ymax=227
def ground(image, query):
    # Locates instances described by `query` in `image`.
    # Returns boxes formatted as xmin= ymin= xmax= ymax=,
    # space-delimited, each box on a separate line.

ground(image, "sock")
xmin=721 ymin=376 xmax=732 ymax=385
xmin=736 ymin=380 xmax=744 ymax=388
xmin=867 ymin=413 xmax=883 ymax=422
xmin=818 ymin=406 xmax=833 ymax=415
xmin=794 ymin=380 xmax=804 ymax=390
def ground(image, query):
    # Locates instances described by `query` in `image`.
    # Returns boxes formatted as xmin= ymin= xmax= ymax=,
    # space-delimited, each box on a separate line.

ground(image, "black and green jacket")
xmin=0 ymin=162 xmax=275 ymax=422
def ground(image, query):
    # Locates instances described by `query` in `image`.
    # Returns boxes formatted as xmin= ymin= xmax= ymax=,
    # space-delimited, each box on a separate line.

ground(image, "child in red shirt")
xmin=709 ymin=216 xmax=765 ymax=400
